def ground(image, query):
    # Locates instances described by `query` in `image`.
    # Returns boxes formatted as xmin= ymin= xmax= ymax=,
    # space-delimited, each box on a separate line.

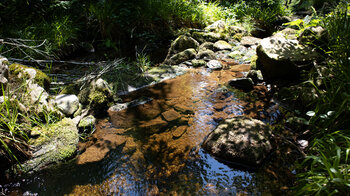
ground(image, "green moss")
xmin=233 ymin=33 xmax=243 ymax=41
xmin=89 ymin=89 xmax=108 ymax=105
xmin=23 ymin=118 xmax=78 ymax=172
xmin=250 ymin=55 xmax=258 ymax=70
xmin=9 ymin=63 xmax=51 ymax=91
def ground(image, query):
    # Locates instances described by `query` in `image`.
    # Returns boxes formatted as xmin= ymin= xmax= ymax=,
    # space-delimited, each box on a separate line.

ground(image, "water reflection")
xmin=2 ymin=67 xmax=283 ymax=195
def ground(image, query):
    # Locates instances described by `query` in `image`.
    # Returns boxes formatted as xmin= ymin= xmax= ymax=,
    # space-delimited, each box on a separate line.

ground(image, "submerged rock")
xmin=22 ymin=118 xmax=79 ymax=173
xmin=256 ymin=36 xmax=320 ymax=81
xmin=202 ymin=116 xmax=273 ymax=168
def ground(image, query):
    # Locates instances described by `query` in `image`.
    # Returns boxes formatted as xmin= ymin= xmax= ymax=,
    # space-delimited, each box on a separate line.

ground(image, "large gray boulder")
xmin=256 ymin=36 xmax=320 ymax=81
xmin=202 ymin=116 xmax=273 ymax=168
xmin=54 ymin=94 xmax=80 ymax=116
xmin=0 ymin=56 xmax=9 ymax=95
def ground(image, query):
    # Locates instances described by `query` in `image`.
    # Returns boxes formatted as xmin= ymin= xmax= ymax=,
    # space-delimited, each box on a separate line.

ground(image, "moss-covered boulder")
xmin=192 ymin=31 xmax=228 ymax=43
xmin=191 ymin=59 xmax=207 ymax=67
xmin=78 ymin=78 xmax=113 ymax=114
xmin=164 ymin=48 xmax=197 ymax=65
xmin=164 ymin=35 xmax=199 ymax=61
xmin=22 ymin=118 xmax=79 ymax=173
xmin=9 ymin=63 xmax=51 ymax=91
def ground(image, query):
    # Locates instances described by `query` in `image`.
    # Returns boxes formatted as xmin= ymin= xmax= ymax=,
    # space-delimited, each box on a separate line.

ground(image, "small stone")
xmin=54 ymin=94 xmax=80 ymax=116
xmin=247 ymin=70 xmax=263 ymax=84
xmin=206 ymin=60 xmax=222 ymax=70
xmin=213 ymin=40 xmax=232 ymax=51
xmin=191 ymin=59 xmax=207 ymax=67
xmin=0 ymin=56 xmax=9 ymax=94
xmin=162 ymin=109 xmax=181 ymax=122
xmin=78 ymin=115 xmax=96 ymax=128
xmin=173 ymin=104 xmax=194 ymax=114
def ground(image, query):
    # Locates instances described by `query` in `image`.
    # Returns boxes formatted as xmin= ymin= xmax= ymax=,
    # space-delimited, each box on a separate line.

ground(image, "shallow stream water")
xmin=1 ymin=66 xmax=286 ymax=195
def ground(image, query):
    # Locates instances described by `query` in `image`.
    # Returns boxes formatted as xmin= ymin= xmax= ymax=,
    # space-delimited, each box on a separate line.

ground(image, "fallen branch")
xmin=7 ymin=58 xmax=99 ymax=66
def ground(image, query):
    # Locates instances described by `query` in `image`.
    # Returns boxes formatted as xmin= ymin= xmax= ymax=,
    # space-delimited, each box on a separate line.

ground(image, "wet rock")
xmin=54 ymin=94 xmax=80 ymax=116
xmin=213 ymin=40 xmax=232 ymax=51
xmin=162 ymin=109 xmax=181 ymax=122
xmin=191 ymin=59 xmax=207 ymax=67
xmin=173 ymin=104 xmax=194 ymax=114
xmin=256 ymin=36 xmax=320 ymax=81
xmin=22 ymin=118 xmax=79 ymax=173
xmin=278 ymin=84 xmax=320 ymax=109
xmin=9 ymin=63 xmax=51 ymax=91
xmin=0 ymin=56 xmax=9 ymax=94
xmin=228 ymin=78 xmax=254 ymax=91
xmin=247 ymin=70 xmax=263 ymax=84
xmin=206 ymin=60 xmax=222 ymax=70
xmin=172 ymin=126 xmax=188 ymax=138
xmin=241 ymin=36 xmax=262 ymax=47
xmin=78 ymin=115 xmax=96 ymax=129
xmin=164 ymin=48 xmax=197 ymax=65
xmin=197 ymin=49 xmax=216 ymax=60
xmin=202 ymin=116 xmax=273 ymax=168
xmin=139 ymin=116 xmax=168 ymax=134
xmin=199 ymin=42 xmax=215 ymax=51
xmin=165 ymin=35 xmax=200 ymax=61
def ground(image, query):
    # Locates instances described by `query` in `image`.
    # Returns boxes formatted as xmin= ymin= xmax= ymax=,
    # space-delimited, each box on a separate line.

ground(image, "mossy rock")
xmin=9 ymin=63 xmax=51 ymax=91
xmin=22 ymin=118 xmax=78 ymax=173
xmin=192 ymin=31 xmax=228 ymax=43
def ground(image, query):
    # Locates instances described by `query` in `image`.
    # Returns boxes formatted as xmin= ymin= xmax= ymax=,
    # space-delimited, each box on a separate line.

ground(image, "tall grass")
xmin=294 ymin=2 xmax=350 ymax=195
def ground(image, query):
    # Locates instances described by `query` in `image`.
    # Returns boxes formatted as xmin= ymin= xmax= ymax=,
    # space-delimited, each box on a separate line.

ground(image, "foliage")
xmin=294 ymin=2 xmax=350 ymax=195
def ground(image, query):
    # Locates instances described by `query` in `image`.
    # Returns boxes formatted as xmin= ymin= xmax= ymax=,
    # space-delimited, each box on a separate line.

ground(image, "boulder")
xmin=54 ymin=94 xmax=80 ymax=116
xmin=191 ymin=59 xmax=207 ymax=67
xmin=202 ymin=116 xmax=273 ymax=168
xmin=192 ymin=31 xmax=227 ymax=43
xmin=164 ymin=35 xmax=199 ymax=61
xmin=199 ymin=42 xmax=215 ymax=51
xmin=27 ymin=82 xmax=50 ymax=110
xmin=256 ymin=36 xmax=320 ymax=81
xmin=23 ymin=118 xmax=79 ymax=173
xmin=0 ymin=56 xmax=9 ymax=94
xmin=9 ymin=63 xmax=51 ymax=91
xmin=213 ymin=40 xmax=232 ymax=51
xmin=247 ymin=70 xmax=263 ymax=84
xmin=206 ymin=60 xmax=222 ymax=70
xmin=196 ymin=49 xmax=216 ymax=60
xmin=240 ymin=36 xmax=262 ymax=46
xmin=78 ymin=78 xmax=113 ymax=113
xmin=228 ymin=78 xmax=254 ymax=91
xmin=274 ymin=28 xmax=298 ymax=40
xmin=164 ymin=48 xmax=197 ymax=65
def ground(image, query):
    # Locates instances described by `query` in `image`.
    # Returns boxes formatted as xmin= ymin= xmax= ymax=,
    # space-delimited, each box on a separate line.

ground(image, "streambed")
xmin=1 ymin=66 xmax=287 ymax=195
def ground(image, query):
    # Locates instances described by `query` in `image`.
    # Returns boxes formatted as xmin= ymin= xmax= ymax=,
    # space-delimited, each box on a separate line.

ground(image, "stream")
xmin=1 ymin=66 xmax=286 ymax=195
